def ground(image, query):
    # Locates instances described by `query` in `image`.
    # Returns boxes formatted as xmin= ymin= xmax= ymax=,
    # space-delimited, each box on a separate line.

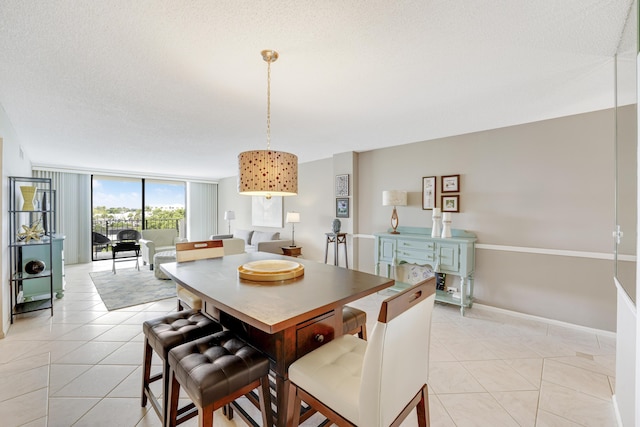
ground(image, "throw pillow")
xmin=251 ymin=231 xmax=280 ymax=245
xmin=234 ymin=229 xmax=254 ymax=245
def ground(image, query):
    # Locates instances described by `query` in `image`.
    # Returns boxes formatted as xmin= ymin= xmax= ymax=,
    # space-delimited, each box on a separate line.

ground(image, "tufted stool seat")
xmin=167 ymin=330 xmax=272 ymax=427
xmin=141 ymin=309 xmax=222 ymax=425
xmin=342 ymin=305 xmax=367 ymax=340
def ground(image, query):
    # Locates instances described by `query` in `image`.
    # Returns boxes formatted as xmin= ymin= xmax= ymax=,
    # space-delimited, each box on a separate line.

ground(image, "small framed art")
xmin=441 ymin=174 xmax=460 ymax=193
xmin=442 ymin=195 xmax=459 ymax=212
xmin=335 ymin=174 xmax=349 ymax=197
xmin=336 ymin=198 xmax=350 ymax=218
xmin=422 ymin=176 xmax=436 ymax=210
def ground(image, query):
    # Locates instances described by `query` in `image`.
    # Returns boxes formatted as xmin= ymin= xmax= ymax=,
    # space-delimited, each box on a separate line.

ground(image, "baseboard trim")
xmin=472 ymin=303 xmax=616 ymax=338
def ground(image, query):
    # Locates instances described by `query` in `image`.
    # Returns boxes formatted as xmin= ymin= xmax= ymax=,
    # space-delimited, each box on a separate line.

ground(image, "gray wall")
xmin=220 ymin=107 xmax=625 ymax=331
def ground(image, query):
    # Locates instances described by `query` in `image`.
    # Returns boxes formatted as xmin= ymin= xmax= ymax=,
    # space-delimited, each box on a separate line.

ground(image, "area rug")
xmin=89 ymin=267 xmax=176 ymax=310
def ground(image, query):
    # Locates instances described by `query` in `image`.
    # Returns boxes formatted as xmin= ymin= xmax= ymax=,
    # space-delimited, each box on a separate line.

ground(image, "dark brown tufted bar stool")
xmin=167 ymin=330 xmax=273 ymax=427
xmin=342 ymin=305 xmax=367 ymax=339
xmin=141 ymin=310 xmax=223 ymax=425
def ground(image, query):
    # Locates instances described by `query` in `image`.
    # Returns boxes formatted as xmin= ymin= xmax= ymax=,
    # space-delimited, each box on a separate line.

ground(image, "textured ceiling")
xmin=0 ymin=0 xmax=635 ymax=181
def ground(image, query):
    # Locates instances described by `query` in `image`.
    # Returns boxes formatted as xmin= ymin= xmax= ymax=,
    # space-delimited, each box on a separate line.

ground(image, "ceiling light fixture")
xmin=238 ymin=50 xmax=298 ymax=199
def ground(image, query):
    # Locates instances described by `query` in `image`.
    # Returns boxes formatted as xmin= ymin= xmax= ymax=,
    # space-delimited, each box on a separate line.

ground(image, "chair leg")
xmin=258 ymin=375 xmax=273 ymax=427
xmin=199 ymin=404 xmax=214 ymax=427
xmin=141 ymin=338 xmax=153 ymax=407
xmin=358 ymin=324 xmax=367 ymax=340
xmin=286 ymin=382 xmax=302 ymax=427
xmin=167 ymin=369 xmax=181 ymax=427
xmin=416 ymin=384 xmax=429 ymax=427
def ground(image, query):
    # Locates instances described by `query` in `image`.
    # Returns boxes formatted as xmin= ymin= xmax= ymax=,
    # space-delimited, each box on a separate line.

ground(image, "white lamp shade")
xmin=224 ymin=210 xmax=236 ymax=220
xmin=286 ymin=211 xmax=300 ymax=223
xmin=382 ymin=190 xmax=407 ymax=206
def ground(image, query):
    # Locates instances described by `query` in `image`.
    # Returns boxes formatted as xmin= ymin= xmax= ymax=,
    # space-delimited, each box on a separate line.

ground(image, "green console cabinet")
xmin=21 ymin=236 xmax=65 ymax=300
xmin=374 ymin=226 xmax=476 ymax=315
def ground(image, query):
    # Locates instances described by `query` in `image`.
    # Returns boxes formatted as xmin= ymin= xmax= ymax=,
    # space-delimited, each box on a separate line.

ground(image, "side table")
xmin=281 ymin=246 xmax=302 ymax=258
xmin=112 ymin=241 xmax=140 ymax=274
xmin=324 ymin=232 xmax=348 ymax=268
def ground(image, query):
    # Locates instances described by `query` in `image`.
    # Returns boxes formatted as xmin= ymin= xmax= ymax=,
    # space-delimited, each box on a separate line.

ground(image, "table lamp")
xmin=286 ymin=211 xmax=300 ymax=246
xmin=224 ymin=210 xmax=235 ymax=234
xmin=382 ymin=190 xmax=407 ymax=234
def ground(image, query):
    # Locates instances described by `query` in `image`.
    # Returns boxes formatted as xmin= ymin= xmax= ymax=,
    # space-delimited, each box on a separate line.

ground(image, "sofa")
xmin=139 ymin=229 xmax=187 ymax=270
xmin=214 ymin=229 xmax=292 ymax=254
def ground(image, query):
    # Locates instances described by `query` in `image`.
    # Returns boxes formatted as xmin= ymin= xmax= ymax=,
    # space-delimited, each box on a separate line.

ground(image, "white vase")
xmin=431 ymin=208 xmax=441 ymax=237
xmin=441 ymin=212 xmax=452 ymax=238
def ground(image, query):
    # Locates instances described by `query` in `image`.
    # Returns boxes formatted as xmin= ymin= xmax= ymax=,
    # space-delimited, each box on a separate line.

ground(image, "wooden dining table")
xmin=160 ymin=251 xmax=394 ymax=427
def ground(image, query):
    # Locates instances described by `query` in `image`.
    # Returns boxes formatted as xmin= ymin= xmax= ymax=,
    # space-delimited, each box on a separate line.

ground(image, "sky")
xmin=93 ymin=178 xmax=185 ymax=209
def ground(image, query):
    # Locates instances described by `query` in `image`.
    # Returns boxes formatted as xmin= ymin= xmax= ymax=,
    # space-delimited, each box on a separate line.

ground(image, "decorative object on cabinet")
xmin=336 ymin=198 xmax=349 ymax=218
xmin=374 ymin=226 xmax=476 ymax=315
xmin=441 ymin=174 xmax=460 ymax=192
xmin=422 ymin=176 xmax=436 ymax=209
xmin=335 ymin=174 xmax=349 ymax=196
xmin=223 ymin=210 xmax=235 ymax=234
xmin=251 ymin=195 xmax=284 ymax=227
xmin=9 ymin=176 xmax=65 ymax=323
xmin=238 ymin=50 xmax=298 ymax=199
xmin=25 ymin=259 xmax=46 ymax=274
xmin=431 ymin=207 xmax=442 ymax=237
xmin=382 ymin=190 xmax=407 ymax=234
xmin=442 ymin=195 xmax=459 ymax=212
xmin=285 ymin=211 xmax=300 ymax=246
xmin=441 ymin=212 xmax=452 ymax=238
xmin=332 ymin=218 xmax=341 ymax=233
xmin=19 ymin=185 xmax=37 ymax=210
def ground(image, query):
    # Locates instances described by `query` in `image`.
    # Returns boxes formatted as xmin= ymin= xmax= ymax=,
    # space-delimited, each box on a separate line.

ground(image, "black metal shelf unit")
xmin=9 ymin=176 xmax=54 ymax=322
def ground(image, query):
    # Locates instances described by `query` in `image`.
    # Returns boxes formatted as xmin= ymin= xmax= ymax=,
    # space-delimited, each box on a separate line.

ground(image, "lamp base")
xmin=390 ymin=230 xmax=400 ymax=234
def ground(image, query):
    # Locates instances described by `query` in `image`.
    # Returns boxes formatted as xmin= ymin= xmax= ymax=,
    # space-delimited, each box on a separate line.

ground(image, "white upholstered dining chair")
xmin=286 ymin=277 xmax=436 ymax=427
xmin=175 ymin=240 xmax=225 ymax=311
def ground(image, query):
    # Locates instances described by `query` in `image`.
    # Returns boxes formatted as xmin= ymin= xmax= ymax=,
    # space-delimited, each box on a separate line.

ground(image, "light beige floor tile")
xmin=518 ymin=335 xmax=577 ymax=358
xmin=538 ymin=381 xmax=617 ymax=427
xmin=73 ymin=397 xmax=150 ymax=427
xmin=462 ymin=360 xmax=538 ymax=391
xmin=48 ymin=397 xmax=101 ymax=426
xmin=108 ymin=366 xmax=148 ymax=398
xmin=20 ymin=416 xmax=47 ymax=427
xmin=442 ymin=338 xmax=500 ymax=361
xmin=492 ymin=390 xmax=539 ymax=427
xmin=49 ymin=364 xmax=92 ymax=395
xmin=56 ymin=324 xmax=114 ymax=341
xmin=0 ymin=364 xmax=49 ymax=402
xmin=503 ymin=358 xmax=544 ymax=388
xmin=100 ymin=341 xmax=146 ymax=365
xmin=428 ymin=361 xmax=485 ymax=393
xmin=535 ymin=409 xmax=583 ymax=426
xmin=0 ymin=387 xmax=48 ymax=426
xmin=51 ymin=364 xmax=136 ymax=397
xmin=547 ymin=353 xmax=615 ymax=377
xmin=542 ymin=359 xmax=612 ymax=401
xmin=94 ymin=324 xmax=143 ymax=342
xmin=90 ymin=311 xmax=139 ymax=325
xmin=438 ymin=392 xmax=520 ymax=426
xmin=53 ymin=340 xmax=124 ymax=364
xmin=481 ymin=337 xmax=542 ymax=359
xmin=0 ymin=351 xmax=49 ymax=375
xmin=429 ymin=339 xmax=457 ymax=362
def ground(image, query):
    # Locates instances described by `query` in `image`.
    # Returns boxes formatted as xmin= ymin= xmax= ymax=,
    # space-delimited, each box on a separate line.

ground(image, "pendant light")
xmin=238 ymin=50 xmax=298 ymax=199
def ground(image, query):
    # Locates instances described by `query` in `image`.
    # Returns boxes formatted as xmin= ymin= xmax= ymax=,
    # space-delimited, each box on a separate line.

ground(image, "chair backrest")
xmin=117 ymin=229 xmax=141 ymax=242
xmin=359 ymin=277 xmax=436 ymax=426
xmin=175 ymin=240 xmax=224 ymax=262
xmin=92 ymin=232 xmax=111 ymax=244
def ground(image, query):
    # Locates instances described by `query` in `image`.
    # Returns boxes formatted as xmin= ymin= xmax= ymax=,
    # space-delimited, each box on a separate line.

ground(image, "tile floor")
xmin=0 ymin=260 xmax=618 ymax=427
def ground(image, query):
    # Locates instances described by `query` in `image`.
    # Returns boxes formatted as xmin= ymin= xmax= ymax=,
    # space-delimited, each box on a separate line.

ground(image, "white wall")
xmin=0 ymin=103 xmax=32 ymax=337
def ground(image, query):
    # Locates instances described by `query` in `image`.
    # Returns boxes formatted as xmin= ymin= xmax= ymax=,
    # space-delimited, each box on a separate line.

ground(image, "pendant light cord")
xmin=266 ymin=58 xmax=271 ymax=151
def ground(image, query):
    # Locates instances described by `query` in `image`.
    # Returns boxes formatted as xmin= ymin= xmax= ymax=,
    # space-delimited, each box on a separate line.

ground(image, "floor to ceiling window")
xmin=91 ymin=175 xmax=185 ymax=260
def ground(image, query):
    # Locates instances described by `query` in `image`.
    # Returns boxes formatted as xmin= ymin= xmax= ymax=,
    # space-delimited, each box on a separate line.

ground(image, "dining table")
xmin=160 ymin=251 xmax=394 ymax=427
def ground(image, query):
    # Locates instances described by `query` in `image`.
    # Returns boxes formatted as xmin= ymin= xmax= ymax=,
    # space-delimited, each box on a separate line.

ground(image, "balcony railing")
xmin=92 ymin=218 xmax=183 ymax=260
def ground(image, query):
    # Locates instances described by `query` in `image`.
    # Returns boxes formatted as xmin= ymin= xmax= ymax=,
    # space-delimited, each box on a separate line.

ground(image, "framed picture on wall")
xmin=336 ymin=198 xmax=350 ymax=218
xmin=441 ymin=195 xmax=459 ymax=212
xmin=422 ymin=176 xmax=436 ymax=210
xmin=441 ymin=174 xmax=460 ymax=193
xmin=335 ymin=174 xmax=349 ymax=197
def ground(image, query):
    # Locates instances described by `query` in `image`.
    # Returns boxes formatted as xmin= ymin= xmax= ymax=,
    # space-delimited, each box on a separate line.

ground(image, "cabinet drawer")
xmin=398 ymin=239 xmax=435 ymax=251
xmin=296 ymin=311 xmax=335 ymax=358
xmin=396 ymin=250 xmax=435 ymax=265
